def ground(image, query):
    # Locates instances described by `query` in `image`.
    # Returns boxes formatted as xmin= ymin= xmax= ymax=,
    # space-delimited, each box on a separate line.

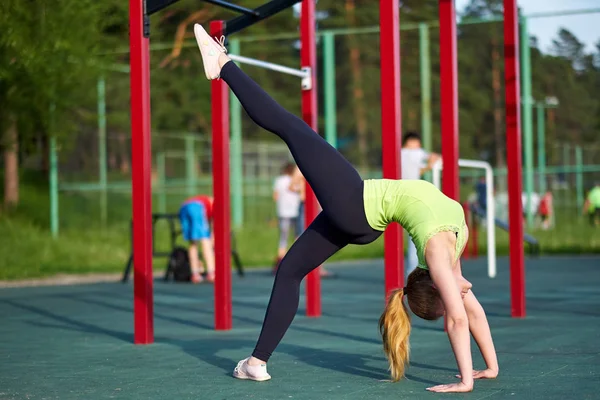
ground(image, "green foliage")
xmin=5 ymin=0 xmax=598 ymax=166
xmin=0 ymin=0 xmax=126 ymax=149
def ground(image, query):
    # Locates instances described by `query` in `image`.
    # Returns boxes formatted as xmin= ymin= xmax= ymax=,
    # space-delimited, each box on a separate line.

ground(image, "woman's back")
xmin=363 ymin=179 xmax=465 ymax=265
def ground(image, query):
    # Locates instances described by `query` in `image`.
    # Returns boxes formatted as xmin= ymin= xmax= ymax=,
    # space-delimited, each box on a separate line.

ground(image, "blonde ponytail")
xmin=379 ymin=288 xmax=411 ymax=381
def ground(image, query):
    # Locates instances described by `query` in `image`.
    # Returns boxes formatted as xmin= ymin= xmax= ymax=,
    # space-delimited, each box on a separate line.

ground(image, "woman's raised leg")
xmin=194 ymin=24 xmax=374 ymax=237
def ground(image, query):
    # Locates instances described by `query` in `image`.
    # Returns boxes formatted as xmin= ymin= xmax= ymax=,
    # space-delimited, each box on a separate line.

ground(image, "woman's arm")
xmin=425 ymin=238 xmax=474 ymax=393
xmin=462 ymin=290 xmax=499 ymax=379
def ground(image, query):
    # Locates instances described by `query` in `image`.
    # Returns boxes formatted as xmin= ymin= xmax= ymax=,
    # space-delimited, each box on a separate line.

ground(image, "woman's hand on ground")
xmin=426 ymin=381 xmax=474 ymax=393
xmin=456 ymin=368 xmax=498 ymax=380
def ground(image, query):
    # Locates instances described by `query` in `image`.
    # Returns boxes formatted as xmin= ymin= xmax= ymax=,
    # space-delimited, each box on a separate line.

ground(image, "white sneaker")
xmin=193 ymin=23 xmax=227 ymax=80
xmin=233 ymin=357 xmax=272 ymax=381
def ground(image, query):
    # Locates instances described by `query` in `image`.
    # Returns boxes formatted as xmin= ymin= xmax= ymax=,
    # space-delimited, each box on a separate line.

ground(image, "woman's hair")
xmin=379 ymin=268 xmax=443 ymax=381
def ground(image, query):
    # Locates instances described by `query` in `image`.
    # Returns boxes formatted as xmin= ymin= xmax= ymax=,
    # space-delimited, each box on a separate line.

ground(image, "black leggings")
xmin=221 ymin=62 xmax=382 ymax=362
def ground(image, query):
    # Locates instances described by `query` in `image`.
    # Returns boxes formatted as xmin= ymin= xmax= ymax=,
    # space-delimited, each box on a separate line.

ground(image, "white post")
xmin=432 ymin=159 xmax=496 ymax=278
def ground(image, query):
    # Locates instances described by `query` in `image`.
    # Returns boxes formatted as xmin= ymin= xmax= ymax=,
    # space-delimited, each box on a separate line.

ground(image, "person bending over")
xmin=194 ymin=24 xmax=498 ymax=393
xmin=178 ymin=194 xmax=215 ymax=283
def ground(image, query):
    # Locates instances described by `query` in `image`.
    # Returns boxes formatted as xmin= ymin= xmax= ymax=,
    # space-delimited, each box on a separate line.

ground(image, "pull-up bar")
xmin=227 ymin=54 xmax=312 ymax=89
xmin=202 ymin=0 xmax=260 ymax=17
xmin=147 ymin=0 xmax=260 ymax=16
xmin=145 ymin=0 xmax=302 ymax=37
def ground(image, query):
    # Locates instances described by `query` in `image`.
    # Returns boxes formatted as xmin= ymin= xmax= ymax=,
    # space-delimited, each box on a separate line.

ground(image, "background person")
xmin=178 ymin=194 xmax=215 ymax=283
xmin=401 ymin=131 xmax=441 ymax=277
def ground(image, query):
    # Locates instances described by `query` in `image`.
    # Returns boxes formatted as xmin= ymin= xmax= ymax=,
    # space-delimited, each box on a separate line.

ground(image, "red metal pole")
xmin=380 ymin=0 xmax=403 ymax=298
xmin=503 ymin=0 xmax=526 ymax=318
xmin=211 ymin=20 xmax=233 ymax=330
xmin=130 ymin=0 xmax=154 ymax=344
xmin=439 ymin=0 xmax=459 ymax=201
xmin=300 ymin=0 xmax=321 ymax=318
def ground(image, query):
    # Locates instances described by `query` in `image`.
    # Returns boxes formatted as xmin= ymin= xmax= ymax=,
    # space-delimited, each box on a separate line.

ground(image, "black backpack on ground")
xmin=166 ymin=247 xmax=192 ymax=282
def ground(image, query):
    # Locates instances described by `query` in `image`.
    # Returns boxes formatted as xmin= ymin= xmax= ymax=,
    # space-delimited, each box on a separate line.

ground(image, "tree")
xmin=457 ymin=0 xmax=506 ymax=165
xmin=552 ymin=29 xmax=586 ymax=71
xmin=0 ymin=0 xmax=125 ymax=208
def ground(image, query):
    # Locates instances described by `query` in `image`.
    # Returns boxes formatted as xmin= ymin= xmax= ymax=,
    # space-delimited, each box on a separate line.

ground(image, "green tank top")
xmin=362 ymin=179 xmax=467 ymax=269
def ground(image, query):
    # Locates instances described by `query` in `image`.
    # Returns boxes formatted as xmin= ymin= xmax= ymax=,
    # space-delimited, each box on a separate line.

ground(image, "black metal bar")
xmin=146 ymin=0 xmax=181 ymax=16
xmin=121 ymin=220 xmax=135 ymax=282
xmin=122 ymin=254 xmax=134 ymax=283
xmin=147 ymin=0 xmax=260 ymax=17
xmin=224 ymin=0 xmax=301 ymax=37
xmin=203 ymin=0 xmax=260 ymax=16
xmin=146 ymin=0 xmax=299 ymax=35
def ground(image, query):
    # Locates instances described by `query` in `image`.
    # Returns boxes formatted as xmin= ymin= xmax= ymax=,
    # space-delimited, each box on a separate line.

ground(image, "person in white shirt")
xmin=288 ymin=166 xmax=335 ymax=278
xmin=401 ymin=132 xmax=441 ymax=277
xmin=273 ymin=162 xmax=301 ymax=271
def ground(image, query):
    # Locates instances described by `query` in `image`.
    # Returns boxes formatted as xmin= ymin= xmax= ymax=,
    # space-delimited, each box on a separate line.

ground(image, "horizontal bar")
xmin=202 ymin=0 xmax=260 ymax=16
xmin=224 ymin=0 xmax=301 ymax=37
xmin=228 ymin=54 xmax=308 ymax=78
xmin=57 ymin=176 xmax=287 ymax=192
xmin=527 ymin=7 xmax=600 ymax=19
xmin=146 ymin=0 xmax=181 ymax=16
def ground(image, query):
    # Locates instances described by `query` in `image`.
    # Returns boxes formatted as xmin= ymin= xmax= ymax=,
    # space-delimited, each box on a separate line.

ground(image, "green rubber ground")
xmin=1 ymin=256 xmax=599 ymax=399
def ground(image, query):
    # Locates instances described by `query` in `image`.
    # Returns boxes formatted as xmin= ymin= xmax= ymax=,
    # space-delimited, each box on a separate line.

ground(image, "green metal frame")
xmin=520 ymin=17 xmax=535 ymax=228
xmin=229 ymin=38 xmax=244 ymax=228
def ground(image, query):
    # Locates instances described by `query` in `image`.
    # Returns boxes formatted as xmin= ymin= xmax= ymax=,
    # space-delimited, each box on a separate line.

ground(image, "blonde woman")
xmin=194 ymin=24 xmax=498 ymax=393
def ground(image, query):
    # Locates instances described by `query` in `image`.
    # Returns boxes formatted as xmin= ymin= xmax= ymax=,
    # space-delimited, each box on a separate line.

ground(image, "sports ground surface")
xmin=1 ymin=256 xmax=599 ymax=399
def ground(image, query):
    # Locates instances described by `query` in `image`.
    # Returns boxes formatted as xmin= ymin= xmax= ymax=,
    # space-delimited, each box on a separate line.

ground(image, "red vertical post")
xmin=380 ymin=0 xmax=403 ymax=298
xmin=503 ymin=0 xmax=526 ymax=318
xmin=439 ymin=0 xmax=459 ymax=201
xmin=210 ymin=20 xmax=233 ymax=330
xmin=300 ymin=0 xmax=321 ymax=318
xmin=130 ymin=0 xmax=154 ymax=344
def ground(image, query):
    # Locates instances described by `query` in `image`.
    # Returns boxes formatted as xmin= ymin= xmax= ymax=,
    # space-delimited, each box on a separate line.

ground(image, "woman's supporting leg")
xmin=220 ymin=61 xmax=373 ymax=237
xmin=251 ymin=212 xmax=351 ymax=362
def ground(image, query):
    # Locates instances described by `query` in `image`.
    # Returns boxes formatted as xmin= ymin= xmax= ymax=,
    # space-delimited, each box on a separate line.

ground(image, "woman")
xmin=194 ymin=24 xmax=498 ymax=393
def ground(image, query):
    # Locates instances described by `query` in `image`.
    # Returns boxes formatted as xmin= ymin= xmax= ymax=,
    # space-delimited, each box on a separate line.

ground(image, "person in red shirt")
xmin=537 ymin=190 xmax=553 ymax=230
xmin=179 ymin=195 xmax=215 ymax=283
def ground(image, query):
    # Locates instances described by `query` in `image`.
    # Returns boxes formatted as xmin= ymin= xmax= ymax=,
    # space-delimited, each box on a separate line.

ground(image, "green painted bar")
xmin=258 ymin=143 xmax=269 ymax=181
xmin=229 ymin=38 xmax=244 ymax=228
xmin=185 ymin=134 xmax=196 ymax=197
xmin=575 ymin=146 xmax=584 ymax=212
xmin=536 ymin=104 xmax=546 ymax=193
xmin=419 ymin=23 xmax=432 ymax=152
xmin=97 ymin=77 xmax=108 ymax=226
xmin=157 ymin=152 xmax=166 ymax=213
xmin=49 ymin=136 xmax=59 ymax=237
xmin=520 ymin=17 xmax=535 ymax=228
xmin=323 ymin=32 xmax=337 ymax=148
xmin=56 ymin=163 xmax=600 ymax=193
